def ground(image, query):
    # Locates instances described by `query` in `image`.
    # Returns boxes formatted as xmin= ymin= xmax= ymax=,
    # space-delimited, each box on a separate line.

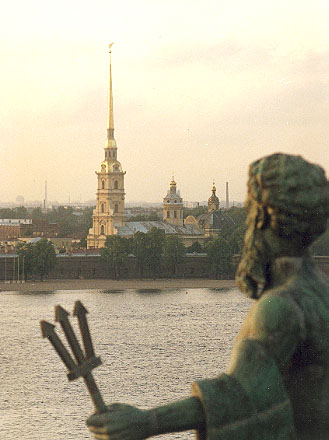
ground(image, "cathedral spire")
xmin=106 ymin=42 xmax=116 ymax=148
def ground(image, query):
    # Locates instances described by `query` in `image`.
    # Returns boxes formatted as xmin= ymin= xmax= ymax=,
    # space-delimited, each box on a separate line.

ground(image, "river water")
xmin=0 ymin=287 xmax=251 ymax=439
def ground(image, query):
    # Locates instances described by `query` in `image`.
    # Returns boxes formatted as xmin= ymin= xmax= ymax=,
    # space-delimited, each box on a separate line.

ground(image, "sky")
xmin=1 ymin=0 xmax=328 ymax=205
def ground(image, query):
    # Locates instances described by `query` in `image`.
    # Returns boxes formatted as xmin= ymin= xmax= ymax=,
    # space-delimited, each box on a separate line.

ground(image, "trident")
xmin=40 ymin=300 xmax=107 ymax=413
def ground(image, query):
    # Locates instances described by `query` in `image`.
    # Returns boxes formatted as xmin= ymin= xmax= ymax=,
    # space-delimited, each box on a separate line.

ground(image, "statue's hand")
xmin=87 ymin=403 xmax=152 ymax=440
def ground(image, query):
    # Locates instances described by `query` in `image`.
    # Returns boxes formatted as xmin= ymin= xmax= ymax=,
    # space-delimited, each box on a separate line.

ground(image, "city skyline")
xmin=1 ymin=1 xmax=328 ymax=205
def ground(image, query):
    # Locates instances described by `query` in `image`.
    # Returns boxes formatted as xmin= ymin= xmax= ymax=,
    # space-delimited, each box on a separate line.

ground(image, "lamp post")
xmin=22 ymin=255 xmax=25 ymax=283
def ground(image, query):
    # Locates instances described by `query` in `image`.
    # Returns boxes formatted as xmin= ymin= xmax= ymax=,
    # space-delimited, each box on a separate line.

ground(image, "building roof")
xmin=0 ymin=219 xmax=32 ymax=225
xmin=117 ymin=221 xmax=203 ymax=237
xmin=198 ymin=210 xmax=235 ymax=230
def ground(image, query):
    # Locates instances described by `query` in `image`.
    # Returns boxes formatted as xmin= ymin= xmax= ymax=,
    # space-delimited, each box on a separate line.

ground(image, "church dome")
xmin=198 ymin=210 xmax=234 ymax=231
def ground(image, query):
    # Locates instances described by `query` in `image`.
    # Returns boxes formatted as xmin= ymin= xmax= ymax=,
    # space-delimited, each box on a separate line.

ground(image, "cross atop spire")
xmin=106 ymin=42 xmax=116 ymax=148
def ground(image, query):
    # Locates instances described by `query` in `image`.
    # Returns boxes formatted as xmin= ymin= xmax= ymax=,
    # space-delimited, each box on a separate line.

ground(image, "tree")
xmin=16 ymin=242 xmax=34 ymax=281
xmin=227 ymin=224 xmax=246 ymax=255
xmin=101 ymin=236 xmax=129 ymax=279
xmin=205 ymin=235 xmax=234 ymax=279
xmin=79 ymin=237 xmax=87 ymax=249
xmin=132 ymin=232 xmax=149 ymax=278
xmin=187 ymin=241 xmax=203 ymax=253
xmin=132 ymin=228 xmax=165 ymax=278
xmin=14 ymin=206 xmax=28 ymax=218
xmin=145 ymin=227 xmax=165 ymax=278
xmin=32 ymin=238 xmax=57 ymax=281
xmin=31 ymin=207 xmax=44 ymax=220
xmin=126 ymin=211 xmax=160 ymax=222
xmin=0 ymin=206 xmax=28 ymax=219
xmin=183 ymin=205 xmax=208 ymax=219
xmin=163 ymin=235 xmax=185 ymax=275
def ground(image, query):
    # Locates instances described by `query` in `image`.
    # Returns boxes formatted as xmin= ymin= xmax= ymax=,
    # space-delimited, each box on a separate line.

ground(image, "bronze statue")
xmin=87 ymin=153 xmax=329 ymax=440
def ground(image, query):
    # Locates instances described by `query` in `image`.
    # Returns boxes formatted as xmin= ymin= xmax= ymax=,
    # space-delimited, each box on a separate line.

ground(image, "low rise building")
xmin=0 ymin=219 xmax=32 ymax=240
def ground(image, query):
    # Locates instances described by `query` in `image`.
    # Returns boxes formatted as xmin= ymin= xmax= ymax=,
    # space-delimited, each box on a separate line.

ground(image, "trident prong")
xmin=40 ymin=300 xmax=107 ymax=413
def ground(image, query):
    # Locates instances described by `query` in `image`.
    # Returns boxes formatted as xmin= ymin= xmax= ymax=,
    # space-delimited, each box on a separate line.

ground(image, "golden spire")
xmin=106 ymin=42 xmax=116 ymax=148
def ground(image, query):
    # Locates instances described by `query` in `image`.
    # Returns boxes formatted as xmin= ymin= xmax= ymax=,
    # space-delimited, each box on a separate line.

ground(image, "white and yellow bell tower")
xmin=163 ymin=177 xmax=184 ymax=226
xmin=87 ymin=43 xmax=126 ymax=249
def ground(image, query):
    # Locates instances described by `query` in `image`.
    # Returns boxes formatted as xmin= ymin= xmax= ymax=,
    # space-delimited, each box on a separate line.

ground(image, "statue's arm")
xmin=87 ymin=295 xmax=302 ymax=440
xmin=87 ymin=396 xmax=205 ymax=440
xmin=148 ymin=395 xmax=205 ymax=435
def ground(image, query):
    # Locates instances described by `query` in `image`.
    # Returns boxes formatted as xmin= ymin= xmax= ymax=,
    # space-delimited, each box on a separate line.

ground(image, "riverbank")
xmin=0 ymin=278 xmax=236 ymax=291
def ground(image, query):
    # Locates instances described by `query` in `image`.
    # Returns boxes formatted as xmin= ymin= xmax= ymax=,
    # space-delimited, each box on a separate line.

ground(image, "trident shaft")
xmin=40 ymin=300 xmax=107 ymax=413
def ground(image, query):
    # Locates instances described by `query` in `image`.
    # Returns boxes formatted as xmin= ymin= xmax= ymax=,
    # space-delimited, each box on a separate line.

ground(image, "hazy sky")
xmin=1 ymin=0 xmax=328 ymax=204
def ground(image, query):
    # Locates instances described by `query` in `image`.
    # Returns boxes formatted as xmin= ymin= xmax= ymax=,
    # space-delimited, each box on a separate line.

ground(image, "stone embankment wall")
xmin=0 ymin=253 xmax=209 ymax=281
xmin=0 ymin=254 xmax=328 ymax=281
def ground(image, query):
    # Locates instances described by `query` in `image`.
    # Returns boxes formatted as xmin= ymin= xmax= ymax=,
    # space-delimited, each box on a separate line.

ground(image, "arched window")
xmin=101 ymin=203 xmax=105 ymax=213
xmin=114 ymin=180 xmax=118 ymax=189
xmin=101 ymin=180 xmax=105 ymax=189
xmin=101 ymin=225 xmax=105 ymax=235
xmin=114 ymin=203 xmax=118 ymax=213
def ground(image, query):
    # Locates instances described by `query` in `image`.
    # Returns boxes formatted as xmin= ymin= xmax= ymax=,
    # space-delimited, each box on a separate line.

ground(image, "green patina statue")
xmin=87 ymin=153 xmax=329 ymax=440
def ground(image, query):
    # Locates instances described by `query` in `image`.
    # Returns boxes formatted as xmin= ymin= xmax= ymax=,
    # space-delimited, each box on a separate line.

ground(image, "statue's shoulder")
xmin=252 ymin=290 xmax=302 ymax=338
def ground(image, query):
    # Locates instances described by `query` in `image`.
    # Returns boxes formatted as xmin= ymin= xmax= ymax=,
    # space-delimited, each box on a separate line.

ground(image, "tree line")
xmin=16 ymin=238 xmax=57 ymax=281
xmin=0 ymin=206 xmax=93 ymax=238
xmin=101 ymin=228 xmax=186 ymax=279
xmin=101 ymin=220 xmax=246 ymax=280
xmin=2 ymin=205 xmax=329 ymax=256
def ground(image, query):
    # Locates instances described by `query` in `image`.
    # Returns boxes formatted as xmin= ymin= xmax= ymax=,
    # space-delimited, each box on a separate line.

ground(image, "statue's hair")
xmin=236 ymin=153 xmax=328 ymax=299
xmin=247 ymin=153 xmax=329 ymax=245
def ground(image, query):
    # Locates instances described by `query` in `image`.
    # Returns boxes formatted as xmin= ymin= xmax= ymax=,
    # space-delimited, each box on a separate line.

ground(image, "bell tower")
xmin=87 ymin=43 xmax=126 ymax=249
xmin=163 ymin=178 xmax=184 ymax=226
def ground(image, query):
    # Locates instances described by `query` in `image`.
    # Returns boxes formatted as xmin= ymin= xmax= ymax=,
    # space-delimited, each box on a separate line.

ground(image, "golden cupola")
xmin=208 ymin=182 xmax=220 ymax=212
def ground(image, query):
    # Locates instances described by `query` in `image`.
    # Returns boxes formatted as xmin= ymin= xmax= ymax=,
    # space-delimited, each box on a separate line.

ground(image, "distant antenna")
xmin=226 ymin=182 xmax=229 ymax=209
xmin=44 ymin=180 xmax=48 ymax=209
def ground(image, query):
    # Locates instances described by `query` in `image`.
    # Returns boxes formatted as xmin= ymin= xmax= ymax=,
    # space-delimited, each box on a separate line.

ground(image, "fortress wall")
xmin=0 ymin=254 xmax=328 ymax=281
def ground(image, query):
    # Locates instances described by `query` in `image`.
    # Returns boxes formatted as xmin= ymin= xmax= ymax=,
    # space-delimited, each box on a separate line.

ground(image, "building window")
xmin=101 ymin=225 xmax=105 ymax=235
xmin=167 ymin=211 xmax=170 ymax=218
xmin=101 ymin=203 xmax=105 ymax=213
xmin=114 ymin=180 xmax=118 ymax=189
xmin=101 ymin=180 xmax=105 ymax=189
xmin=174 ymin=211 xmax=177 ymax=218
xmin=114 ymin=204 xmax=118 ymax=213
